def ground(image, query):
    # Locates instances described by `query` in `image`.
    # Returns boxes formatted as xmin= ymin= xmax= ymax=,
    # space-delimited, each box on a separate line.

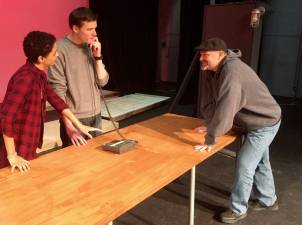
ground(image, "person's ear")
xmin=72 ymin=25 xmax=80 ymax=33
xmin=219 ymin=51 xmax=226 ymax=59
xmin=37 ymin=56 xmax=44 ymax=64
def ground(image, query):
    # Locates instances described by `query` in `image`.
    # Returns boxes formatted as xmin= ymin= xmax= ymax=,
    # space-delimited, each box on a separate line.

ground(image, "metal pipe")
xmin=293 ymin=27 xmax=302 ymax=99
xmin=189 ymin=166 xmax=196 ymax=225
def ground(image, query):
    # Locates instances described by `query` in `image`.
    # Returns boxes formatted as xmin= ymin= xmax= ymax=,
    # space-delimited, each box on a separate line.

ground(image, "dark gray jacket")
xmin=200 ymin=50 xmax=281 ymax=144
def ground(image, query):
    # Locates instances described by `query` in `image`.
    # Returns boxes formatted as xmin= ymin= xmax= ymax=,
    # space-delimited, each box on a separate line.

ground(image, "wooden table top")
xmin=0 ymin=113 xmax=236 ymax=225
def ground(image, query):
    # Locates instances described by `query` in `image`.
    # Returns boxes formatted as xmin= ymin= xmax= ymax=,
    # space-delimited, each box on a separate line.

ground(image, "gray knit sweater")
xmin=48 ymin=37 xmax=109 ymax=118
xmin=200 ymin=50 xmax=281 ymax=144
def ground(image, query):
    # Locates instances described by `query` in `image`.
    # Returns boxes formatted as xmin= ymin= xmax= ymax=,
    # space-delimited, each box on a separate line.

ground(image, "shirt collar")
xmin=25 ymin=60 xmax=47 ymax=81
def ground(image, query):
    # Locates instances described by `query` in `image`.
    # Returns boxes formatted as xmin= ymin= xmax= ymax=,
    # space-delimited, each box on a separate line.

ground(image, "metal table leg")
xmin=109 ymin=166 xmax=196 ymax=225
xmin=189 ymin=166 xmax=196 ymax=225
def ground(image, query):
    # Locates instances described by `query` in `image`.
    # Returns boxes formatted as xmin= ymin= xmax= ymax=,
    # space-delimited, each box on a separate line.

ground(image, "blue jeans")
xmin=230 ymin=120 xmax=281 ymax=214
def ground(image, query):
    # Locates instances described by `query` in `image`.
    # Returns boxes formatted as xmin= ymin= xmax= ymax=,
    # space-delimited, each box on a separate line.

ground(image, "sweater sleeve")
xmin=96 ymin=60 xmax=109 ymax=87
xmin=48 ymin=52 xmax=67 ymax=102
xmin=205 ymin=70 xmax=245 ymax=145
xmin=45 ymin=83 xmax=68 ymax=113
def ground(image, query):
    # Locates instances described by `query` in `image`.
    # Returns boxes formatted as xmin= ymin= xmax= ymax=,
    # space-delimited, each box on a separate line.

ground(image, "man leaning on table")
xmin=194 ymin=37 xmax=281 ymax=223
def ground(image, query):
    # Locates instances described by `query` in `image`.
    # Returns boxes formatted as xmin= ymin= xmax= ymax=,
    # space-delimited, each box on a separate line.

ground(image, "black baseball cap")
xmin=196 ymin=37 xmax=227 ymax=52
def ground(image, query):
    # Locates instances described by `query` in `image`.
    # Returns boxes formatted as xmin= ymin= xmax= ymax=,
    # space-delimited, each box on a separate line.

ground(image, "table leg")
xmin=189 ymin=166 xmax=196 ymax=225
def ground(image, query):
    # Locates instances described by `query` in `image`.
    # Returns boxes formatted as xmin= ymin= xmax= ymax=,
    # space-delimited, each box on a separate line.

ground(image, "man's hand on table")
xmin=194 ymin=125 xmax=213 ymax=152
xmin=194 ymin=126 xmax=207 ymax=133
xmin=66 ymin=125 xmax=88 ymax=146
xmin=77 ymin=124 xmax=103 ymax=139
xmin=194 ymin=144 xmax=213 ymax=152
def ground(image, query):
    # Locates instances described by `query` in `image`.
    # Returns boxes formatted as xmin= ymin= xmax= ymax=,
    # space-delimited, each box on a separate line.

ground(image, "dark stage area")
xmin=111 ymin=96 xmax=302 ymax=225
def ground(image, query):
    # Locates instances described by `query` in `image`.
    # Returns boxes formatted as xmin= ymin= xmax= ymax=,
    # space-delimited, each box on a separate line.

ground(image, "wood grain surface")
xmin=0 ymin=113 xmax=236 ymax=225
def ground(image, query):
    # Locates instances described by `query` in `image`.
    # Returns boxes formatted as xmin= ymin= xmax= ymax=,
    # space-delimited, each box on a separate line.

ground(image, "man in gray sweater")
xmin=195 ymin=38 xmax=281 ymax=223
xmin=49 ymin=7 xmax=109 ymax=147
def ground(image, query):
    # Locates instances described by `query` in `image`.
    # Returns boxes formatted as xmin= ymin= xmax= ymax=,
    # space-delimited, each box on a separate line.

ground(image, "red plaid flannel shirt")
xmin=0 ymin=61 xmax=67 ymax=168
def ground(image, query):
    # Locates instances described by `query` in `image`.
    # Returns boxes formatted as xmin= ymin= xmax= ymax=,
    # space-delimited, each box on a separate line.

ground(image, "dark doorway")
xmin=90 ymin=0 xmax=159 ymax=94
xmin=176 ymin=0 xmax=209 ymax=105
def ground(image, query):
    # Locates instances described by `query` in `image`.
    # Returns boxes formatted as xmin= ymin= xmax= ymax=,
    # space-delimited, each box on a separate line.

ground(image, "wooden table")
xmin=0 ymin=113 xmax=236 ymax=225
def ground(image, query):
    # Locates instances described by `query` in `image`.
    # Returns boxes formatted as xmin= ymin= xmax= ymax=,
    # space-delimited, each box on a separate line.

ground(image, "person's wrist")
xmin=94 ymin=55 xmax=102 ymax=60
xmin=75 ymin=122 xmax=84 ymax=131
xmin=7 ymin=152 xmax=17 ymax=161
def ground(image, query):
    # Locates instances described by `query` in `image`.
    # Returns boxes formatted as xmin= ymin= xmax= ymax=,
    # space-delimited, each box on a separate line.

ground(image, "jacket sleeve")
xmin=199 ymin=71 xmax=216 ymax=125
xmin=48 ymin=52 xmax=67 ymax=102
xmin=0 ymin=74 xmax=33 ymax=137
xmin=205 ymin=69 xmax=245 ymax=145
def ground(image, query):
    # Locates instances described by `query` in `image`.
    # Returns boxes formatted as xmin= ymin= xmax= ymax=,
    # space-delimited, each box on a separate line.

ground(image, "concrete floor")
xmin=112 ymin=98 xmax=302 ymax=225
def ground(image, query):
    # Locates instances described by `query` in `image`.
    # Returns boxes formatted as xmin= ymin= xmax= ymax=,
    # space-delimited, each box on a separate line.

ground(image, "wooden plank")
xmin=100 ymin=89 xmax=120 ymax=99
xmin=101 ymin=93 xmax=170 ymax=121
xmin=0 ymin=113 xmax=236 ymax=225
xmin=219 ymin=148 xmax=237 ymax=158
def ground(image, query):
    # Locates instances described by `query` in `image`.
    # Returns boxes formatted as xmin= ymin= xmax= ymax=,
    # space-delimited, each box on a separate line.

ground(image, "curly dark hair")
xmin=69 ymin=7 xmax=98 ymax=29
xmin=23 ymin=31 xmax=56 ymax=63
